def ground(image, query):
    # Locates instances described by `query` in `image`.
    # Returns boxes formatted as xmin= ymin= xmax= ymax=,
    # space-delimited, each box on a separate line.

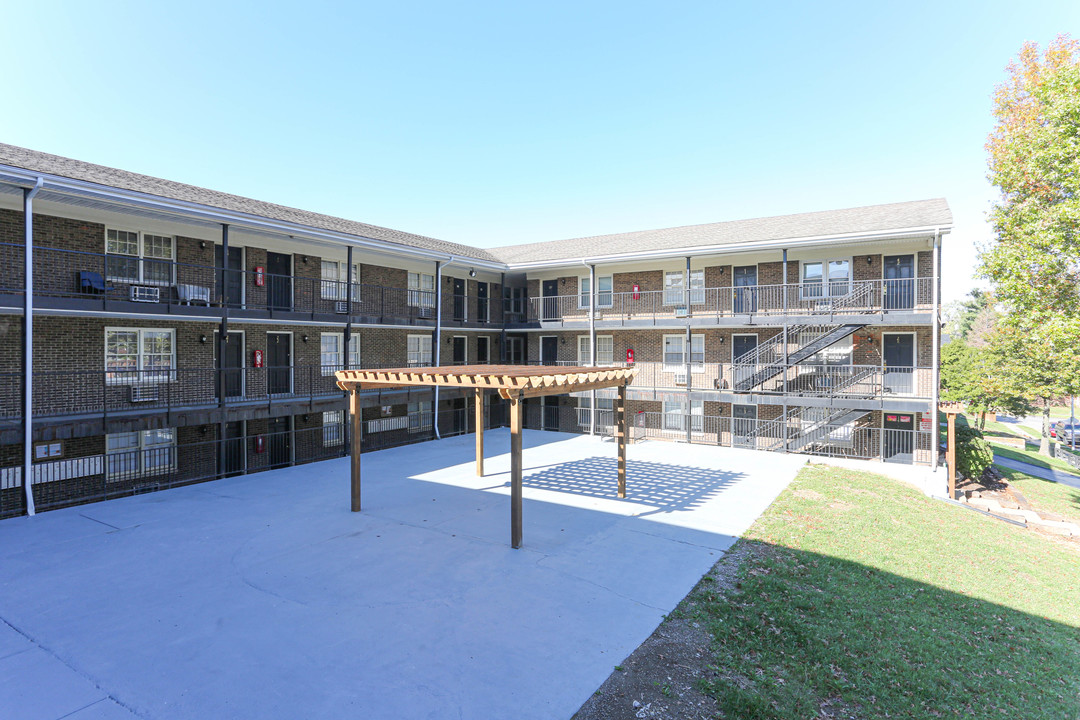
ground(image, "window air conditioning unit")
xmin=674 ymin=373 xmax=688 ymax=386
xmin=130 ymin=385 xmax=159 ymax=402
xmin=418 ymin=306 xmax=434 ymax=318
xmin=335 ymin=301 xmax=349 ymax=314
xmin=130 ymin=285 xmax=160 ymax=303
xmin=673 ymin=306 xmax=688 ymax=318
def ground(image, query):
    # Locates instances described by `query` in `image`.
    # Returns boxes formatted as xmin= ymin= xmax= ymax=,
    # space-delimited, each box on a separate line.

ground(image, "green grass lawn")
xmin=996 ymin=466 xmax=1080 ymax=526
xmin=689 ymin=465 xmax=1080 ymax=719
xmin=988 ymin=442 xmax=1080 ymax=477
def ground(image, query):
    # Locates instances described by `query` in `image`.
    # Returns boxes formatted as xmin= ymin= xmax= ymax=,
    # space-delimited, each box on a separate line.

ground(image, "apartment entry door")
xmin=267 ymin=416 xmax=292 ymax=469
xmin=543 ymin=396 xmax=560 ymax=431
xmin=732 ymin=334 xmax=758 ymax=388
xmin=883 ymin=333 xmax=915 ymax=395
xmin=733 ymin=266 xmax=757 ymax=313
xmin=883 ymin=412 xmax=914 ymax=464
xmin=217 ymin=331 xmax=244 ymax=399
xmin=267 ymin=333 xmax=292 ymax=395
xmin=540 ymin=336 xmax=558 ymax=365
xmin=453 ymin=278 xmax=466 ymax=321
xmin=219 ymin=421 xmax=245 ymax=477
xmin=542 ymin=280 xmax=559 ymax=320
xmin=884 ymin=254 xmax=915 ymax=310
xmin=732 ymin=404 xmax=757 ymax=448
xmin=266 ymin=251 xmax=292 ymax=311
xmin=215 ymin=245 xmax=243 ymax=308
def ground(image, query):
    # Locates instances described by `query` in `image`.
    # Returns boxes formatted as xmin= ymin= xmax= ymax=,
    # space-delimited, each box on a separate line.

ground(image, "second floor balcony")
xmin=519 ymin=278 xmax=935 ymax=327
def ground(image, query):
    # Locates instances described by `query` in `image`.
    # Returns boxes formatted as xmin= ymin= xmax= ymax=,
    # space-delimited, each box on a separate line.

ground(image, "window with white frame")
xmin=663 ymin=270 xmax=705 ymax=305
xmin=408 ymin=400 xmax=433 ymax=432
xmin=320 ymin=333 xmax=360 ymax=375
xmin=662 ymin=399 xmax=704 ymax=432
xmin=105 ymin=328 xmax=175 ymax=383
xmin=407 ymin=334 xmax=433 ymax=366
xmin=322 ymin=410 xmax=345 ymax=447
xmin=801 ymin=259 xmax=851 ymax=298
xmin=106 ymin=429 xmax=175 ymax=480
xmin=105 ymin=228 xmax=174 ymax=284
xmin=578 ymin=275 xmax=613 ymax=308
xmin=577 ymin=335 xmax=614 ymax=365
xmin=321 ymin=260 xmax=360 ymax=300
xmin=662 ymin=334 xmax=704 ymax=370
xmin=407 ymin=272 xmax=436 ymax=307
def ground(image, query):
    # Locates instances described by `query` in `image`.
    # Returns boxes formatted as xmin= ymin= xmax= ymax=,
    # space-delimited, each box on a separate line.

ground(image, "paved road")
xmin=993 ymin=453 xmax=1080 ymax=489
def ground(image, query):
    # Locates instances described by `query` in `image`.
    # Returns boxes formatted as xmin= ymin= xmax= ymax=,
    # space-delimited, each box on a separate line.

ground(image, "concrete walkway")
xmin=993 ymin=453 xmax=1080 ymax=489
xmin=0 ymin=430 xmax=805 ymax=720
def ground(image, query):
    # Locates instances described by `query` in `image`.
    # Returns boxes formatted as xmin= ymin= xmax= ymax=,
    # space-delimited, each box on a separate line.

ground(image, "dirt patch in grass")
xmin=571 ymin=544 xmax=753 ymax=720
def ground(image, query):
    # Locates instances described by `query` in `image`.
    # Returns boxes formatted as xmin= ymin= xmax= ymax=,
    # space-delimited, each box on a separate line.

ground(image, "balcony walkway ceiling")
xmin=336 ymin=365 xmax=638 ymax=547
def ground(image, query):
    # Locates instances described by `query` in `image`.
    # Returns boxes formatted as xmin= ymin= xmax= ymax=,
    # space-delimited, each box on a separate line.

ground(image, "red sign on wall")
xmin=253 ymin=349 xmax=264 ymax=368
xmin=254 ymin=266 xmax=265 ymax=287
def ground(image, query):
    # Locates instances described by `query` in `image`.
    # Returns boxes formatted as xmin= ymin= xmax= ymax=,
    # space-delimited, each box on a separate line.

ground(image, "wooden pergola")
xmin=335 ymin=365 xmax=638 ymax=548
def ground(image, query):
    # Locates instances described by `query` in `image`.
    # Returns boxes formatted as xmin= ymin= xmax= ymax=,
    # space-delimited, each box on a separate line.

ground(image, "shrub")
xmin=955 ymin=425 xmax=993 ymax=479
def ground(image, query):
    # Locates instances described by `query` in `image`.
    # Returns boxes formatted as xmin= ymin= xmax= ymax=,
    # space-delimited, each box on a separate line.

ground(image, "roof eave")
xmin=0 ymin=165 xmax=506 ymax=269
xmin=501 ymin=224 xmax=953 ymax=270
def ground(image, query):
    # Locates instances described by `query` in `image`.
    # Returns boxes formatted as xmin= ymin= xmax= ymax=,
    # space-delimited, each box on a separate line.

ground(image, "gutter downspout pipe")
xmin=587 ymin=262 xmax=597 ymax=436
xmin=23 ymin=177 xmax=43 ymax=516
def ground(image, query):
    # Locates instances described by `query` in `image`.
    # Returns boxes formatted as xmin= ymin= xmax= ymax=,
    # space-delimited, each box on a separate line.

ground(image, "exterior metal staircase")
xmin=786 ymin=408 xmax=869 ymax=452
xmin=733 ymin=323 xmax=865 ymax=392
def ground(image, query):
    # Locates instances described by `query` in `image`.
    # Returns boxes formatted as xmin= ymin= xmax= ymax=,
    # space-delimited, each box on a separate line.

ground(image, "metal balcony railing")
xmin=1 ymin=244 xmax=444 ymax=322
xmin=523 ymin=278 xmax=935 ymax=324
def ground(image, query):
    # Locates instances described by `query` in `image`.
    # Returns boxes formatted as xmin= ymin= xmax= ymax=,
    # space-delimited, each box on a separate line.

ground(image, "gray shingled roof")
xmin=490 ymin=198 xmax=953 ymax=264
xmin=0 ymin=143 xmax=501 ymax=263
xmin=0 ymin=144 xmax=951 ymax=268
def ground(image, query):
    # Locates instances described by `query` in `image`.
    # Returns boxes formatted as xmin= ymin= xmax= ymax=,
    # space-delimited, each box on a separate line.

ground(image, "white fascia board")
xmin=502 ymin=225 xmax=953 ymax=271
xmin=0 ymin=166 xmax=505 ymax=270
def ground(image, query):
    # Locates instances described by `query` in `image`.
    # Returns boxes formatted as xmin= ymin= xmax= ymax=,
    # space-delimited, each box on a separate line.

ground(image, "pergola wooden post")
xmin=939 ymin=402 xmax=962 ymax=498
xmin=335 ymin=365 xmax=637 ymax=548
xmin=475 ymin=388 xmax=484 ymax=477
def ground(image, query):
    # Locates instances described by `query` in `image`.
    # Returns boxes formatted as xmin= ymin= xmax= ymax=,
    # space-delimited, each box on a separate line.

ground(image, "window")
xmin=664 ymin=270 xmax=705 ymax=305
xmin=576 ymin=335 xmax=614 ymax=365
xmin=801 ymin=259 xmax=851 ymax=298
xmin=408 ymin=401 xmax=433 ymax=432
xmin=662 ymin=334 xmax=704 ymax=369
xmin=105 ymin=328 xmax=174 ymax=383
xmin=476 ymin=336 xmax=490 ymax=364
xmin=320 ymin=333 xmax=360 ymax=374
xmin=321 ymin=261 xmax=360 ymax=300
xmin=407 ymin=334 xmax=432 ymax=366
xmin=106 ymin=429 xmax=175 ymax=480
xmin=408 ymin=272 xmax=436 ymax=308
xmin=322 ymin=410 xmax=345 ymax=447
xmin=662 ymin=400 xmax=704 ymax=432
xmin=105 ymin=228 xmax=174 ymax=284
xmin=579 ymin=276 xmax=613 ymax=308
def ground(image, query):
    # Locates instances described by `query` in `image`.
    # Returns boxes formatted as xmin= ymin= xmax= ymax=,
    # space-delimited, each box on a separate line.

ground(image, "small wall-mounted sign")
xmin=33 ymin=442 xmax=63 ymax=460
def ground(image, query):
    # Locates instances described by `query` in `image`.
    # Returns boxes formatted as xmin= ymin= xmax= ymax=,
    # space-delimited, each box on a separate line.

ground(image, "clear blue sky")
xmin=2 ymin=1 xmax=1077 ymax=303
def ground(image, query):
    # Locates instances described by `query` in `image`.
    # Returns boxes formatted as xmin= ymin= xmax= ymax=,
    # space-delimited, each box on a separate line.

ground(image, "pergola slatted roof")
xmin=336 ymin=365 xmax=638 ymax=548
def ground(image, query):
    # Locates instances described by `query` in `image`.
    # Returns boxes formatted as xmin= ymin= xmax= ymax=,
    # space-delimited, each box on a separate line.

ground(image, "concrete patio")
xmin=0 ymin=430 xmax=805 ymax=720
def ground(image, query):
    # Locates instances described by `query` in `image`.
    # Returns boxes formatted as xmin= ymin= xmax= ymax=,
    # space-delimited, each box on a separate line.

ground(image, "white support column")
xmin=589 ymin=263 xmax=597 ymax=436
xmin=931 ymin=232 xmax=941 ymax=469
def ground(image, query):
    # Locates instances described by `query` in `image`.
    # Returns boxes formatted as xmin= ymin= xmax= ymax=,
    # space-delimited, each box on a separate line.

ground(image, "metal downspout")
xmin=22 ymin=177 xmax=42 ymax=516
xmin=434 ymin=259 xmax=444 ymax=439
xmin=931 ymin=232 xmax=941 ymax=471
xmin=589 ymin=263 xmax=596 ymax=436
xmin=217 ymin=224 xmax=230 ymax=479
xmin=345 ymin=246 xmax=354 ymax=455
xmin=685 ymin=256 xmax=692 ymax=444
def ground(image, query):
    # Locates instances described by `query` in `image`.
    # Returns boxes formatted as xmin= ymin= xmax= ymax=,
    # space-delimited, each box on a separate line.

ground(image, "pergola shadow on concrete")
xmin=336 ymin=365 xmax=637 ymax=548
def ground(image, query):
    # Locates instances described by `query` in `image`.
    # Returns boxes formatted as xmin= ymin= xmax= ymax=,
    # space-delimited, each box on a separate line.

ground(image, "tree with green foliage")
xmin=980 ymin=35 xmax=1080 ymax=453
xmin=940 ymin=338 xmax=1032 ymax=429
xmin=944 ymin=289 xmax=993 ymax=343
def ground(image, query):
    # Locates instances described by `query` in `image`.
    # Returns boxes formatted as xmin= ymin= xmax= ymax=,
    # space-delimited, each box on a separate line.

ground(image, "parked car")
xmin=1055 ymin=418 xmax=1080 ymax=444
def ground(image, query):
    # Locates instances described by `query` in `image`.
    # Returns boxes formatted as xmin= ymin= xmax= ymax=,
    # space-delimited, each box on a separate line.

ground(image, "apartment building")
xmin=0 ymin=144 xmax=950 ymax=518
